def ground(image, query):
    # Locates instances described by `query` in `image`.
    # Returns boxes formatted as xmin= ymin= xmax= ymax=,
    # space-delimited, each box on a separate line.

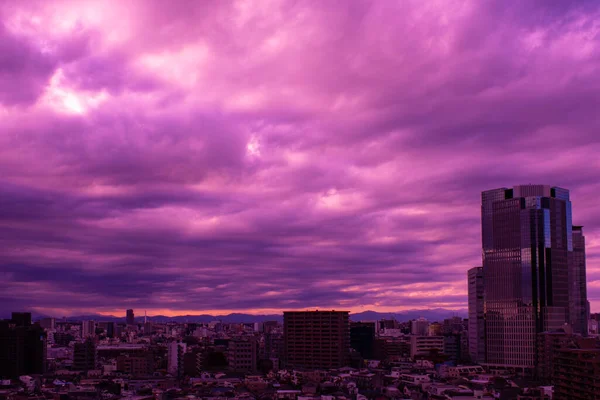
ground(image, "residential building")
xmin=536 ymin=330 xmax=596 ymax=383
xmin=228 ymin=337 xmax=258 ymax=372
xmin=39 ymin=318 xmax=55 ymax=330
xmin=73 ymin=338 xmax=96 ymax=372
xmin=167 ymin=341 xmax=187 ymax=378
xmin=117 ymin=354 xmax=153 ymax=376
xmin=481 ymin=185 xmax=587 ymax=374
xmin=411 ymin=317 xmax=429 ymax=336
xmin=350 ymin=322 xmax=375 ymax=359
xmin=284 ymin=310 xmax=350 ymax=369
xmin=0 ymin=313 xmax=47 ymax=378
xmin=81 ymin=320 xmax=96 ymax=338
xmin=468 ymin=266 xmax=485 ymax=363
xmin=554 ymin=349 xmax=600 ymax=399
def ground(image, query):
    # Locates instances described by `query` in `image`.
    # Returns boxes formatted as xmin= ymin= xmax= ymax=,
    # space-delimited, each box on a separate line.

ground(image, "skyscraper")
xmin=481 ymin=184 xmax=588 ymax=374
xmin=569 ymin=226 xmax=588 ymax=335
xmin=284 ymin=310 xmax=350 ymax=369
xmin=126 ymin=309 xmax=135 ymax=325
xmin=468 ymin=266 xmax=485 ymax=363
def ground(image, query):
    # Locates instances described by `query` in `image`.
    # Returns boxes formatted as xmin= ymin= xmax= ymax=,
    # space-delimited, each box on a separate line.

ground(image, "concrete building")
xmin=468 ymin=266 xmax=485 ymax=363
xmin=350 ymin=322 xmax=376 ymax=359
xmin=167 ymin=341 xmax=187 ymax=378
xmin=411 ymin=317 xmax=429 ymax=336
xmin=409 ymin=336 xmax=444 ymax=358
xmin=554 ymin=349 xmax=600 ymax=400
xmin=284 ymin=310 xmax=350 ymax=369
xmin=117 ymin=354 xmax=153 ymax=376
xmin=536 ymin=330 xmax=596 ymax=384
xmin=39 ymin=318 xmax=55 ymax=330
xmin=569 ymin=226 xmax=589 ymax=335
xmin=228 ymin=337 xmax=258 ymax=372
xmin=73 ymin=338 xmax=96 ymax=372
xmin=81 ymin=320 xmax=96 ymax=338
xmin=126 ymin=309 xmax=135 ymax=325
xmin=0 ymin=313 xmax=47 ymax=378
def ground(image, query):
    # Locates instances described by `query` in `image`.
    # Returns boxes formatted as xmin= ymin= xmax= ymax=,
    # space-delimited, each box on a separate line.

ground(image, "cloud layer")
xmin=1 ymin=0 xmax=600 ymax=316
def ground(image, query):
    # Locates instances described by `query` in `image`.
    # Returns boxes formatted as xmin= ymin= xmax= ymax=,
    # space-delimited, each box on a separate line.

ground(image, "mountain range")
xmin=9 ymin=308 xmax=466 ymax=323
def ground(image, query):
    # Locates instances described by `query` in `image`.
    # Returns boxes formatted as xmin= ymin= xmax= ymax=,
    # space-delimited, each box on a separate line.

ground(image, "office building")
xmin=481 ymin=184 xmax=588 ymax=374
xmin=228 ymin=337 xmax=258 ymax=372
xmin=0 ymin=313 xmax=47 ymax=378
xmin=73 ymin=338 xmax=96 ymax=372
xmin=569 ymin=226 xmax=588 ymax=335
xmin=284 ymin=310 xmax=350 ymax=369
xmin=350 ymin=322 xmax=376 ymax=359
xmin=126 ymin=309 xmax=135 ymax=325
xmin=554 ymin=349 xmax=600 ymax=400
xmin=410 ymin=335 xmax=444 ymax=358
xmin=468 ymin=266 xmax=485 ymax=363
xmin=411 ymin=317 xmax=429 ymax=336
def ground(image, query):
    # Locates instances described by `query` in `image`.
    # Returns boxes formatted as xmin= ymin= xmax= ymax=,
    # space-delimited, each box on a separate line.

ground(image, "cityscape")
xmin=1 ymin=185 xmax=598 ymax=399
xmin=2 ymin=1 xmax=600 ymax=400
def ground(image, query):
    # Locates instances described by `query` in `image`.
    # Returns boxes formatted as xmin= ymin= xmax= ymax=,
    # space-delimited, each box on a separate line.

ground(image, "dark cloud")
xmin=0 ymin=0 xmax=599 ymax=315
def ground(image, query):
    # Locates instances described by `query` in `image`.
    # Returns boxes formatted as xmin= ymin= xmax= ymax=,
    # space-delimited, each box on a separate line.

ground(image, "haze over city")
xmin=1 ymin=0 xmax=600 ymax=318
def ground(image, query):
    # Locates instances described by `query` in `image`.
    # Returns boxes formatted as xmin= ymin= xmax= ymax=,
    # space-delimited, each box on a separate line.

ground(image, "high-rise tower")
xmin=468 ymin=266 xmax=485 ymax=363
xmin=126 ymin=309 xmax=135 ymax=325
xmin=480 ymin=184 xmax=587 ymax=373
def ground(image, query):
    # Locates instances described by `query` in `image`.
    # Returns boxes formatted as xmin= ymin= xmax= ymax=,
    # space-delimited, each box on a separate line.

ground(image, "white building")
xmin=411 ymin=317 xmax=430 ymax=336
xmin=167 ymin=341 xmax=187 ymax=377
xmin=410 ymin=335 xmax=444 ymax=358
xmin=82 ymin=321 xmax=96 ymax=338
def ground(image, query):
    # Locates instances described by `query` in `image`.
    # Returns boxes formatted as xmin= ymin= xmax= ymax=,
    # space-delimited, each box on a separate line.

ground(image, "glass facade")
xmin=480 ymin=184 xmax=587 ymax=372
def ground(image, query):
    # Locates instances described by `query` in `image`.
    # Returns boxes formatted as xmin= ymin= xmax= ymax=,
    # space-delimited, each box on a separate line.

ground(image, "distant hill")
xmin=11 ymin=308 xmax=467 ymax=323
xmin=349 ymin=309 xmax=467 ymax=322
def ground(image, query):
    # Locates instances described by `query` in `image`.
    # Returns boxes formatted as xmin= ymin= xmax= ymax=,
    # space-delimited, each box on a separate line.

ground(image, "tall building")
xmin=126 ymin=309 xmax=135 ymax=325
xmin=481 ymin=184 xmax=588 ymax=374
xmin=167 ymin=341 xmax=187 ymax=378
xmin=569 ymin=226 xmax=588 ymax=335
xmin=350 ymin=322 xmax=376 ymax=359
xmin=411 ymin=317 xmax=430 ymax=336
xmin=284 ymin=310 xmax=350 ymax=369
xmin=468 ymin=266 xmax=485 ymax=363
xmin=73 ymin=338 xmax=96 ymax=372
xmin=81 ymin=320 xmax=96 ymax=338
xmin=0 ymin=313 xmax=47 ymax=378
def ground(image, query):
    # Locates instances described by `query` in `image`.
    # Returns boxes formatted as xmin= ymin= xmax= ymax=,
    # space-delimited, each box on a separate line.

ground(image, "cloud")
xmin=0 ymin=0 xmax=599 ymax=315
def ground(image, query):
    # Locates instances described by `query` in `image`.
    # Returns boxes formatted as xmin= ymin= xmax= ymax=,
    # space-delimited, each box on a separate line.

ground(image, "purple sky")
xmin=1 ymin=0 xmax=600 ymax=317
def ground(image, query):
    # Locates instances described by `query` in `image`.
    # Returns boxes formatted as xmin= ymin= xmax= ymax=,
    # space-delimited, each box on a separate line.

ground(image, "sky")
xmin=1 ymin=0 xmax=600 ymax=317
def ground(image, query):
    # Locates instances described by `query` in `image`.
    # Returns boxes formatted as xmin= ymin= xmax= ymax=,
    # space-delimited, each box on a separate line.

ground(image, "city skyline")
xmin=2 ymin=1 xmax=600 ymax=317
